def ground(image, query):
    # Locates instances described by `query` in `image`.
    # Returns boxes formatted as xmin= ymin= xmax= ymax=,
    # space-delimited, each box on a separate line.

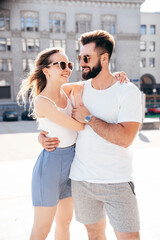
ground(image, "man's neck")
xmin=91 ymin=71 xmax=117 ymax=90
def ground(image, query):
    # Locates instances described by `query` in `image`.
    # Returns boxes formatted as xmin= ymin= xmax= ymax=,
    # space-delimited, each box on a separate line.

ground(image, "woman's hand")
xmin=72 ymin=105 xmax=90 ymax=123
xmin=113 ymin=72 xmax=129 ymax=84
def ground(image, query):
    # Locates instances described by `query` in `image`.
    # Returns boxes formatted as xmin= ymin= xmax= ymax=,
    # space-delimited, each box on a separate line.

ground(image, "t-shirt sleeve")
xmin=118 ymin=86 xmax=142 ymax=123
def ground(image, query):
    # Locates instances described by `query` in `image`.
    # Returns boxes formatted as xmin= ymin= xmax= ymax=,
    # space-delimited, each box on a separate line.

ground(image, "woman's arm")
xmin=62 ymin=82 xmax=83 ymax=97
xmin=62 ymin=71 xmax=128 ymax=99
xmin=62 ymin=82 xmax=84 ymax=107
xmin=34 ymin=97 xmax=84 ymax=131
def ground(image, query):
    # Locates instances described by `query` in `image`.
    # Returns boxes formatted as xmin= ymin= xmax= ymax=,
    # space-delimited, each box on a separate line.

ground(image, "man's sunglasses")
xmin=49 ymin=61 xmax=74 ymax=71
xmin=78 ymin=53 xmax=106 ymax=64
xmin=78 ymin=55 xmax=91 ymax=64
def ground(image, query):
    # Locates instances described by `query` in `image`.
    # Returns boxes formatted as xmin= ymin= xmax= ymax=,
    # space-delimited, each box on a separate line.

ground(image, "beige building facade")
xmin=0 ymin=0 xmax=144 ymax=112
xmin=140 ymin=12 xmax=160 ymax=108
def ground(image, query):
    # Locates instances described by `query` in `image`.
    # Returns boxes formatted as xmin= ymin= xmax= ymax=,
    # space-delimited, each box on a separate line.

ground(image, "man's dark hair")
xmin=79 ymin=30 xmax=115 ymax=61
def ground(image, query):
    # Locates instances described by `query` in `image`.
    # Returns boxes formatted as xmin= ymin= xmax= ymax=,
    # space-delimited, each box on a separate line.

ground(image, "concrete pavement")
xmin=0 ymin=121 xmax=160 ymax=240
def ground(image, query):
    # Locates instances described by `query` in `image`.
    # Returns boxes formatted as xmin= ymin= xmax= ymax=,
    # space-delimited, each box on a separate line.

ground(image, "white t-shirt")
xmin=69 ymin=80 xmax=142 ymax=183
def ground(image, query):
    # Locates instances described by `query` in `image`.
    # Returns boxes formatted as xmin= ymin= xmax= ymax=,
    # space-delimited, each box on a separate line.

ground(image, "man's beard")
xmin=82 ymin=60 xmax=102 ymax=80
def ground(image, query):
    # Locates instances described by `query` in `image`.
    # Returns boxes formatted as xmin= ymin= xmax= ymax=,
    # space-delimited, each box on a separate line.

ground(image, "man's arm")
xmin=38 ymin=130 xmax=60 ymax=151
xmin=72 ymin=106 xmax=140 ymax=148
xmin=88 ymin=117 xmax=140 ymax=148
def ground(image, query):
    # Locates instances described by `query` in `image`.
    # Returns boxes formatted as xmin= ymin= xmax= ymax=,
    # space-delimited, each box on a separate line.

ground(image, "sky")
xmin=140 ymin=0 xmax=160 ymax=12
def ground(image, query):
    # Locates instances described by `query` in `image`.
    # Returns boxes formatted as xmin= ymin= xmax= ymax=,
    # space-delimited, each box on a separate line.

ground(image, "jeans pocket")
xmin=128 ymin=181 xmax=136 ymax=195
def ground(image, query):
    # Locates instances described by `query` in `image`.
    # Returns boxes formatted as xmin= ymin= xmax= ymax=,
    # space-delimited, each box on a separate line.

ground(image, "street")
xmin=0 ymin=121 xmax=160 ymax=240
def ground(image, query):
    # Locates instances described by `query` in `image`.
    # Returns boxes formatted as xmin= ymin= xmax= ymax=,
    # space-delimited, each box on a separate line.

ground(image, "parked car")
xmin=147 ymin=106 xmax=160 ymax=114
xmin=21 ymin=110 xmax=35 ymax=120
xmin=2 ymin=111 xmax=18 ymax=121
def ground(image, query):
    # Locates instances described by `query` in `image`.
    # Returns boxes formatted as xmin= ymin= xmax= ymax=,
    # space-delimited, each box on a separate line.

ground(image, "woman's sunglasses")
xmin=49 ymin=61 xmax=74 ymax=71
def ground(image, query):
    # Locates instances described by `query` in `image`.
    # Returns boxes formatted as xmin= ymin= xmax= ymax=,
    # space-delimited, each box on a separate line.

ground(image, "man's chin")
xmin=82 ymin=72 xmax=89 ymax=80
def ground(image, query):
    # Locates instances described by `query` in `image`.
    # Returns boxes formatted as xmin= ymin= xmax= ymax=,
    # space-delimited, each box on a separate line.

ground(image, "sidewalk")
xmin=0 ymin=122 xmax=160 ymax=239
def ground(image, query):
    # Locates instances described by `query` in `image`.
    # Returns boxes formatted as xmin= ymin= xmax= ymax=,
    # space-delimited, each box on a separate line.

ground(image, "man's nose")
xmin=79 ymin=59 xmax=86 ymax=67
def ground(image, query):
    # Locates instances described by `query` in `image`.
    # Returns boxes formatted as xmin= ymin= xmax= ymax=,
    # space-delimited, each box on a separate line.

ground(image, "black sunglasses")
xmin=49 ymin=61 xmax=74 ymax=71
xmin=78 ymin=55 xmax=90 ymax=64
xmin=78 ymin=53 xmax=106 ymax=64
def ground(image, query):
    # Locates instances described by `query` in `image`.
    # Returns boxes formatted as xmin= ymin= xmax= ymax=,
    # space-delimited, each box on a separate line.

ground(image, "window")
xmin=23 ymin=59 xmax=35 ymax=72
xmin=22 ymin=39 xmax=26 ymax=52
xmin=21 ymin=11 xmax=39 ymax=32
xmin=49 ymin=39 xmax=66 ymax=51
xmin=0 ymin=59 xmax=12 ymax=71
xmin=149 ymin=58 xmax=155 ymax=68
xmin=35 ymin=39 xmax=39 ymax=51
xmin=140 ymin=58 xmax=146 ymax=68
xmin=26 ymin=18 xmax=33 ymax=31
xmin=0 ymin=17 xmax=5 ymax=30
xmin=140 ymin=41 xmax=146 ymax=51
xmin=101 ymin=15 xmax=116 ymax=34
xmin=76 ymin=14 xmax=91 ymax=33
xmin=0 ymin=38 xmax=5 ymax=50
xmin=0 ymin=38 xmax=11 ymax=51
xmin=75 ymin=59 xmax=81 ymax=71
xmin=49 ymin=13 xmax=65 ymax=33
xmin=140 ymin=25 xmax=146 ymax=35
xmin=27 ymin=39 xmax=34 ymax=51
xmin=75 ymin=41 xmax=81 ymax=71
xmin=0 ymin=80 xmax=11 ymax=99
xmin=150 ymin=25 xmax=156 ymax=35
xmin=149 ymin=41 xmax=155 ymax=52
xmin=0 ymin=9 xmax=10 ymax=31
xmin=75 ymin=40 xmax=81 ymax=53
xmin=22 ymin=39 xmax=39 ymax=52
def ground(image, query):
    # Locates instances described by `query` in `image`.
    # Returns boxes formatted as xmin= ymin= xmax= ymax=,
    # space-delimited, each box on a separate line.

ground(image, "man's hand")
xmin=72 ymin=105 xmax=91 ymax=123
xmin=38 ymin=130 xmax=60 ymax=151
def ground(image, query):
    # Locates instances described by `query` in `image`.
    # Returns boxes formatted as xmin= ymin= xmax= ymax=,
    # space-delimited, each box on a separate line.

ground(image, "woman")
xmin=17 ymin=47 xmax=127 ymax=240
xmin=17 ymin=47 xmax=85 ymax=240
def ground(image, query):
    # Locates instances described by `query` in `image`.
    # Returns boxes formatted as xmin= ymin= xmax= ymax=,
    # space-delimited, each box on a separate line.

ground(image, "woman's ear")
xmin=42 ymin=67 xmax=49 ymax=76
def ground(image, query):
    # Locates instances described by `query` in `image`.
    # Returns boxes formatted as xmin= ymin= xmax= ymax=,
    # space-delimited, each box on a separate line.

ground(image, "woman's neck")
xmin=41 ymin=82 xmax=62 ymax=100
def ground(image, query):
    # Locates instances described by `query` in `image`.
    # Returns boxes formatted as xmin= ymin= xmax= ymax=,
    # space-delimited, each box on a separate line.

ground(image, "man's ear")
xmin=102 ymin=53 xmax=109 ymax=64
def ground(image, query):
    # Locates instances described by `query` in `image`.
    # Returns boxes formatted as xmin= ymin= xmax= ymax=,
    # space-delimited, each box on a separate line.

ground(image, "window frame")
xmin=149 ymin=41 xmax=155 ymax=52
xmin=0 ymin=59 xmax=12 ymax=72
xmin=49 ymin=39 xmax=66 ymax=51
xmin=20 ymin=11 xmax=39 ymax=32
xmin=49 ymin=12 xmax=66 ymax=33
xmin=140 ymin=57 xmax=146 ymax=68
xmin=0 ymin=10 xmax=10 ymax=31
xmin=101 ymin=15 xmax=116 ymax=34
xmin=22 ymin=38 xmax=40 ymax=52
xmin=149 ymin=58 xmax=155 ymax=68
xmin=140 ymin=24 xmax=147 ymax=35
xmin=76 ymin=14 xmax=91 ymax=33
xmin=150 ymin=25 xmax=156 ymax=35
xmin=140 ymin=41 xmax=147 ymax=51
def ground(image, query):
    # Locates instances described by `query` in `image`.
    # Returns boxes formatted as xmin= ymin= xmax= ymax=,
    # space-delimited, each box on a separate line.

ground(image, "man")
xmin=39 ymin=30 xmax=142 ymax=240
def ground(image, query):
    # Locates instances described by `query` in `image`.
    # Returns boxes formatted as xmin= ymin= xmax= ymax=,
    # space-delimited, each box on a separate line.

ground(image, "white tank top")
xmin=37 ymin=92 xmax=78 ymax=148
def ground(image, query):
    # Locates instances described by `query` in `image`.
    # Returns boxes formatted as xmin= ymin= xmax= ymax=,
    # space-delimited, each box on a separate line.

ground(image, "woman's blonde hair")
xmin=17 ymin=47 xmax=64 ymax=115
